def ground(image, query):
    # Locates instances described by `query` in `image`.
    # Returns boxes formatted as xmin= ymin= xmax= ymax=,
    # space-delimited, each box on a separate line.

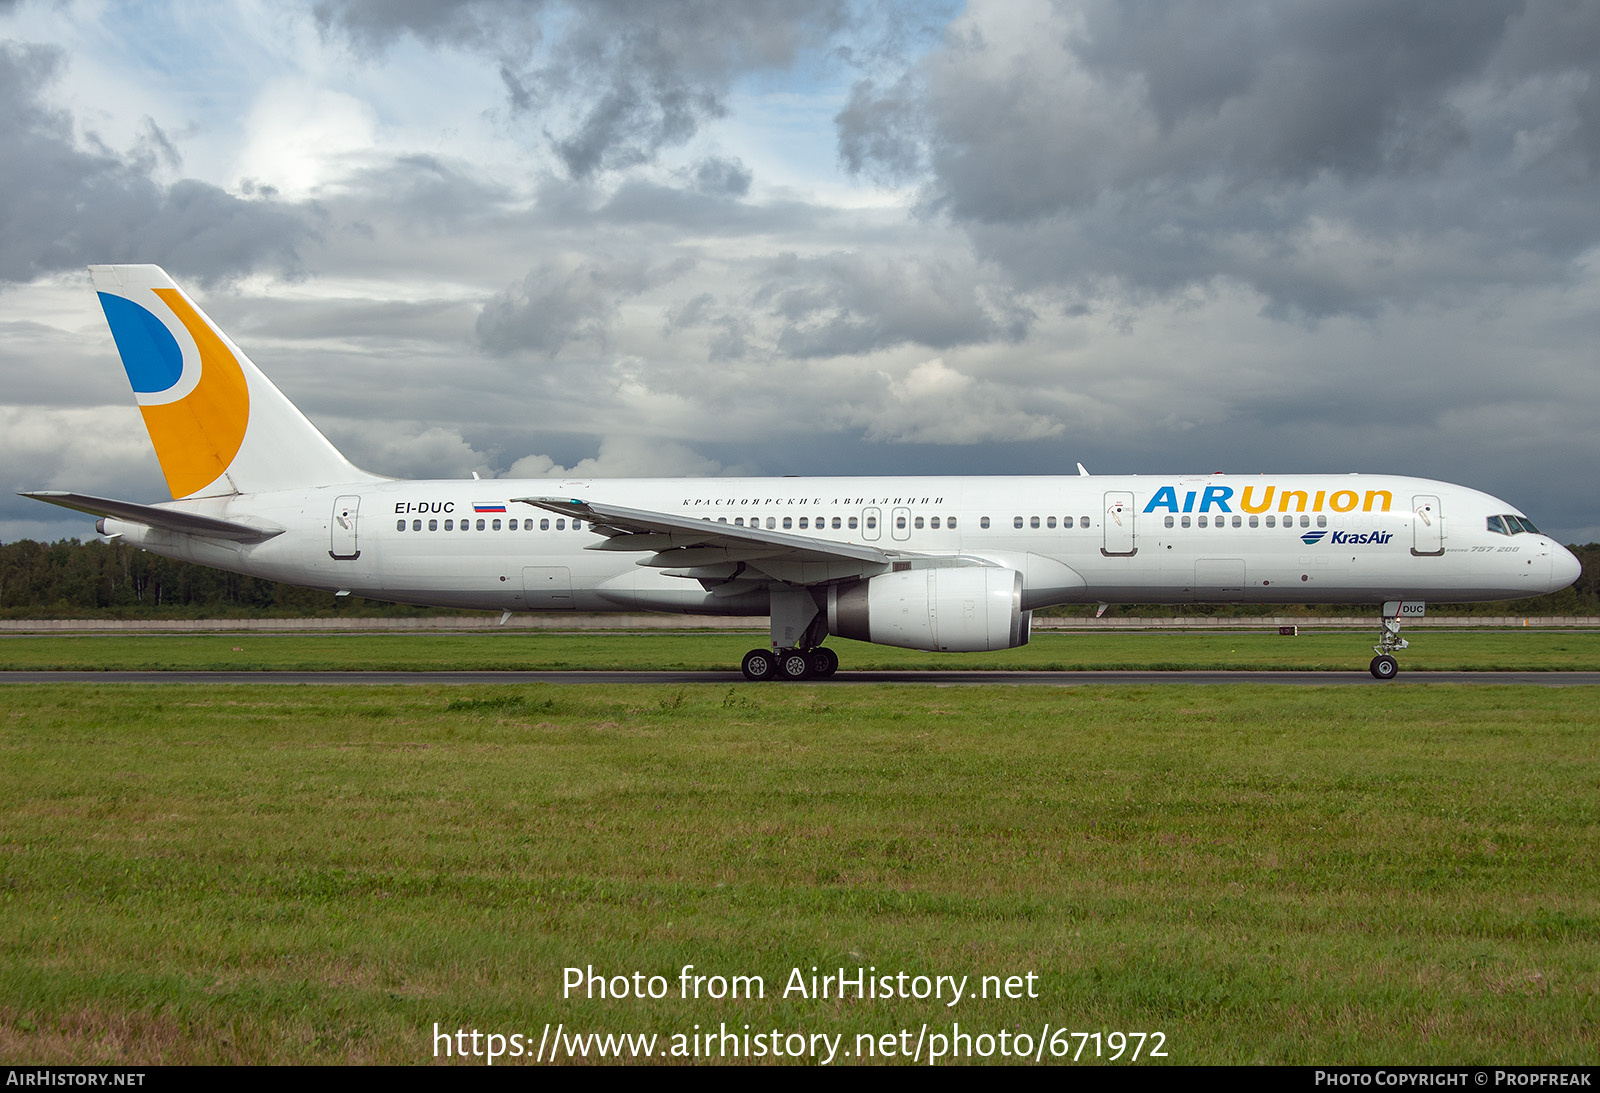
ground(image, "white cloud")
xmin=858 ymin=358 xmax=1062 ymax=445
xmin=506 ymin=435 xmax=726 ymax=479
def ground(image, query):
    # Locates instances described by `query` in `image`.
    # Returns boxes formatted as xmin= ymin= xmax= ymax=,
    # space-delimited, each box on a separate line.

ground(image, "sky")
xmin=3 ymin=0 xmax=1599 ymax=544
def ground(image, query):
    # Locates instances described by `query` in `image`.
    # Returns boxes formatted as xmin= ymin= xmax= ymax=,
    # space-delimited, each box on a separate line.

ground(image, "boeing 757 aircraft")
xmin=22 ymin=266 xmax=1582 ymax=679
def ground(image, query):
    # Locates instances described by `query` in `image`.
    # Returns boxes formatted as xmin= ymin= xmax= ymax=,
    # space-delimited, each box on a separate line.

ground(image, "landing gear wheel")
xmin=778 ymin=648 xmax=813 ymax=681
xmin=1370 ymin=654 xmax=1399 ymax=681
xmin=809 ymin=647 xmax=839 ymax=678
xmin=741 ymin=648 xmax=778 ymax=681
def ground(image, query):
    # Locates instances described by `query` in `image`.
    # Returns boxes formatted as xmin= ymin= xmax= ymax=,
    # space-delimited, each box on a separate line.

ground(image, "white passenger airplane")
xmin=22 ymin=266 xmax=1582 ymax=680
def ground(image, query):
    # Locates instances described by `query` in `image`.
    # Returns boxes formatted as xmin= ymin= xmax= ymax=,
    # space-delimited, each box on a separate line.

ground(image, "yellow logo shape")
xmin=141 ymin=288 xmax=251 ymax=498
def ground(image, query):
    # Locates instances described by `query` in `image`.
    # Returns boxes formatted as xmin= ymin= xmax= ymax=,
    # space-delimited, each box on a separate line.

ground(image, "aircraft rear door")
xmin=330 ymin=495 xmax=361 ymax=560
xmin=1411 ymin=495 xmax=1444 ymax=556
xmin=1102 ymin=491 xmax=1136 ymax=556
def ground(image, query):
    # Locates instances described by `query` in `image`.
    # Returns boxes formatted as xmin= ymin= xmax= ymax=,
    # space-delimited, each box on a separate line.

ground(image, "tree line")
xmin=1 ymin=537 xmax=1595 ymax=619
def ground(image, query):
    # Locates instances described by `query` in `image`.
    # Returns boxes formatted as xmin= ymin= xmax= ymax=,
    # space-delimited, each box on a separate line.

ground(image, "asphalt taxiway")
xmin=2 ymin=670 xmax=1597 ymax=686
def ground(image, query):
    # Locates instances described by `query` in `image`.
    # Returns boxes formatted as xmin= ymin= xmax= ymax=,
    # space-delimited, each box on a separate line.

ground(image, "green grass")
xmin=2 ymin=629 xmax=1599 ymax=672
xmin=2 ymin=683 xmax=1597 ymax=1064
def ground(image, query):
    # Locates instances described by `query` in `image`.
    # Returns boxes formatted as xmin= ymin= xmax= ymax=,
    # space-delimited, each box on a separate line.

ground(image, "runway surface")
xmin=3 ymin=670 xmax=1598 ymax=686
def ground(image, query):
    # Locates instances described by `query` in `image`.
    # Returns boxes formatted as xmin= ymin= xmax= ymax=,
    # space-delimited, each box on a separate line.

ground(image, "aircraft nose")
xmin=1551 ymin=544 xmax=1582 ymax=591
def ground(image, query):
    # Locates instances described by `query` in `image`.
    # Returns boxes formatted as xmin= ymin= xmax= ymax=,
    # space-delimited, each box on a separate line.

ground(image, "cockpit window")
xmin=1490 ymin=514 xmax=1542 ymax=535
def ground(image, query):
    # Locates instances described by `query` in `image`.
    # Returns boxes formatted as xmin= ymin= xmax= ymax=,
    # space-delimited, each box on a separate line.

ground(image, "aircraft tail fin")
xmin=89 ymin=264 xmax=379 ymax=498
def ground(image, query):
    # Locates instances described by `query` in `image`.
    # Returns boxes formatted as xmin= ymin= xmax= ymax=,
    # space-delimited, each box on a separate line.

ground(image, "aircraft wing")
xmin=514 ymin=495 xmax=901 ymax=583
xmin=20 ymin=491 xmax=285 ymax=543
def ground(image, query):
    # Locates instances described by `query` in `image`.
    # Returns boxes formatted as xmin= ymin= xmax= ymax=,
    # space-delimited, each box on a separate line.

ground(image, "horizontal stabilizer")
xmin=20 ymin=491 xmax=284 ymax=543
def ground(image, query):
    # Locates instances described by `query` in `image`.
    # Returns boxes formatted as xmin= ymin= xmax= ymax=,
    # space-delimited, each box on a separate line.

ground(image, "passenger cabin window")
xmin=896 ymin=516 xmax=907 ymax=529
xmin=1232 ymin=515 xmax=1242 ymax=528
xmin=783 ymin=517 xmax=793 ymax=529
xmin=848 ymin=516 xmax=858 ymax=529
xmin=1013 ymin=517 xmax=1024 ymax=529
xmin=1030 ymin=516 xmax=1040 ymax=529
xmin=1266 ymin=515 xmax=1276 ymax=527
xmin=540 ymin=519 xmax=549 ymax=530
xmin=1047 ymin=516 xmax=1056 ymax=528
xmin=1181 ymin=515 xmax=1191 ymax=528
xmin=492 ymin=519 xmax=502 ymax=530
xmin=980 ymin=517 xmax=991 ymax=529
xmin=1248 ymin=516 xmax=1258 ymax=528
xmin=1316 ymin=515 xmax=1327 ymax=528
xmin=833 ymin=517 xmax=842 ymax=529
xmin=799 ymin=517 xmax=809 ymax=529
xmin=865 ymin=516 xmax=876 ymax=529
xmin=930 ymin=517 xmax=940 ymax=529
xmin=948 ymin=517 xmax=958 ymax=529
xmin=1164 ymin=516 xmax=1175 ymax=528
xmin=555 ymin=519 xmax=565 ymax=530
xmin=396 ymin=519 xmax=405 ymax=531
xmin=1198 ymin=515 xmax=1208 ymax=528
xmin=445 ymin=519 xmax=454 ymax=531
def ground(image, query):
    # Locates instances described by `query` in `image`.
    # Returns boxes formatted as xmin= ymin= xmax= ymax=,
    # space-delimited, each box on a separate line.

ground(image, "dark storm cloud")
xmin=0 ymin=42 xmax=314 ymax=285
xmin=689 ymin=155 xmax=752 ymax=197
xmin=838 ymin=0 xmax=1600 ymax=318
xmin=753 ymin=251 xmax=1032 ymax=359
xmin=311 ymin=0 xmax=545 ymax=58
xmin=315 ymin=0 xmax=853 ymax=179
xmin=475 ymin=253 xmax=696 ymax=356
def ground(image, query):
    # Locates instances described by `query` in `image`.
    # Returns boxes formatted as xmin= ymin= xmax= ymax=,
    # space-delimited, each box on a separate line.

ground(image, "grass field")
xmin=2 ymin=628 xmax=1599 ymax=672
xmin=2 ymin=681 xmax=1597 ymax=1065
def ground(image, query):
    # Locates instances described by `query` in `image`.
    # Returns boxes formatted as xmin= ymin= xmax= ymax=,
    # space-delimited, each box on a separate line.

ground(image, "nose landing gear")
xmin=1369 ymin=601 xmax=1416 ymax=680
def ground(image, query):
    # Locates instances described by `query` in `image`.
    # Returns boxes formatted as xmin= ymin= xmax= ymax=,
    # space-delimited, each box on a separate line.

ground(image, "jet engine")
xmin=827 ymin=567 xmax=1030 ymax=652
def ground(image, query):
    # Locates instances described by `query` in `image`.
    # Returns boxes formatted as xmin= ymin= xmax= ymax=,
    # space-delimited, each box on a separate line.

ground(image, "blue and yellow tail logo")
xmin=98 ymin=287 xmax=250 ymax=498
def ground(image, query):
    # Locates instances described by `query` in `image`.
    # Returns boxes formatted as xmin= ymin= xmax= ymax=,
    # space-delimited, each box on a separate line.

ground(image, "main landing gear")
xmin=741 ymin=645 xmax=839 ymax=681
xmin=740 ymin=586 xmax=839 ymax=681
xmin=1369 ymin=603 xmax=1410 ymax=680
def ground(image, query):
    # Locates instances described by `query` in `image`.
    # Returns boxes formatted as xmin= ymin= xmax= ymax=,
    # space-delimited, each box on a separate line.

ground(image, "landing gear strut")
xmin=1369 ymin=603 xmax=1410 ymax=680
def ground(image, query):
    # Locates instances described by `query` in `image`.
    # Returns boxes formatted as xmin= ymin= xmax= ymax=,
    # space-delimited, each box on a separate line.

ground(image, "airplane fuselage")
xmin=101 ymin=472 xmax=1574 ymax=614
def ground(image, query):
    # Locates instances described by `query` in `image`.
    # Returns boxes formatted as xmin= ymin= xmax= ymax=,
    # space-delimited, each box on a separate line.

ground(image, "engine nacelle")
xmin=827 ymin=567 xmax=1030 ymax=652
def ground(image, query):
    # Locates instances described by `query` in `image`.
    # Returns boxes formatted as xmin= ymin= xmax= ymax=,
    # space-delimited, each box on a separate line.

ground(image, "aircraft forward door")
xmin=1102 ymin=491 xmax=1136 ymax=556
xmin=1411 ymin=495 xmax=1444 ymax=556
xmin=330 ymin=495 xmax=361 ymax=560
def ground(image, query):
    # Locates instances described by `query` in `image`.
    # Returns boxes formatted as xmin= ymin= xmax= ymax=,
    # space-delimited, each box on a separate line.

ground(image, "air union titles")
xmin=1143 ymin=485 xmax=1393 ymax=516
